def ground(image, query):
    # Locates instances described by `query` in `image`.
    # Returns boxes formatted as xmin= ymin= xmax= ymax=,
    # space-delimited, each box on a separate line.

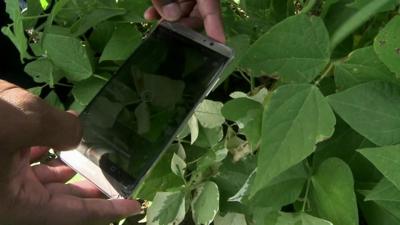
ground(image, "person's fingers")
xmin=45 ymin=180 xmax=104 ymax=198
xmin=197 ymin=0 xmax=225 ymax=43
xmin=144 ymin=7 xmax=161 ymax=20
xmin=179 ymin=17 xmax=203 ymax=29
xmin=46 ymin=195 xmax=141 ymax=225
xmin=152 ymin=0 xmax=182 ymax=21
xmin=0 ymin=80 xmax=82 ymax=152
xmin=32 ymin=161 xmax=76 ymax=184
xmin=179 ymin=0 xmax=196 ymax=17
xmin=30 ymin=146 xmax=49 ymax=163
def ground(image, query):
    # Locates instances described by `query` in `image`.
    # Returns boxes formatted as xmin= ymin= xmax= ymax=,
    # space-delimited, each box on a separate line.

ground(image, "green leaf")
xmin=241 ymin=14 xmax=330 ymax=83
xmin=2 ymin=21 xmax=31 ymax=61
xmin=251 ymin=84 xmax=335 ymax=196
xmin=116 ymin=0 xmax=150 ymax=22
xmin=191 ymin=181 xmax=220 ymax=225
xmin=88 ymin=21 xmax=115 ymax=53
xmin=147 ymin=190 xmax=186 ymax=225
xmin=44 ymin=91 xmax=65 ymax=110
xmin=348 ymin=0 xmax=400 ymax=12
xmin=171 ymin=153 xmax=186 ymax=178
xmin=363 ymin=178 xmax=400 ymax=222
xmin=222 ymin=97 xmax=263 ymax=147
xmin=230 ymin=163 xmax=307 ymax=209
xmin=217 ymin=35 xmax=251 ymax=86
xmin=358 ymin=145 xmax=400 ymax=190
xmin=310 ymin=158 xmax=358 ymax=225
xmin=366 ymin=178 xmax=400 ymax=202
xmin=214 ymin=213 xmax=247 ymax=225
xmin=194 ymin=126 xmax=224 ymax=148
xmin=188 ymin=115 xmax=199 ymax=144
xmin=330 ymin=0 xmax=395 ymax=49
xmin=194 ymin=100 xmax=225 ymax=129
xmin=100 ymin=23 xmax=141 ymax=62
xmin=258 ymin=212 xmax=333 ymax=225
xmin=24 ymin=58 xmax=62 ymax=88
xmin=70 ymin=7 xmax=126 ymax=36
xmin=197 ymin=145 xmax=228 ymax=172
xmin=72 ymin=77 xmax=106 ymax=105
xmin=28 ymin=87 xmax=43 ymax=96
xmin=328 ymin=81 xmax=400 ymax=146
xmin=4 ymin=0 xmax=20 ymax=22
xmin=374 ymin=15 xmax=400 ymax=75
xmin=132 ymin=144 xmax=184 ymax=200
xmin=43 ymin=33 xmax=93 ymax=81
xmin=335 ymin=46 xmax=398 ymax=90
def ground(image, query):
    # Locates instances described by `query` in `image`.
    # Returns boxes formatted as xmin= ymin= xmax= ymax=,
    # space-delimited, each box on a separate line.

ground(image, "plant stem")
xmin=22 ymin=14 xmax=50 ymax=20
xmin=302 ymin=178 xmax=312 ymax=212
xmin=314 ymin=62 xmax=333 ymax=86
xmin=300 ymin=0 xmax=316 ymax=14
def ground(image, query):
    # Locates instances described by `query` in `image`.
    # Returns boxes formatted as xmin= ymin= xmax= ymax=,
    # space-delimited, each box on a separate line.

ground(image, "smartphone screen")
xmin=77 ymin=23 xmax=231 ymax=195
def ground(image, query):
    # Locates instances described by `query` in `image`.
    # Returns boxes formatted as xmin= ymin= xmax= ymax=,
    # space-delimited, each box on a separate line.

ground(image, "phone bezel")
xmin=58 ymin=21 xmax=234 ymax=199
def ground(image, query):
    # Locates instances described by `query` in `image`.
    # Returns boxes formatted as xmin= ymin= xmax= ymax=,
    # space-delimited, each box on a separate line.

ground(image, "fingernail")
xmin=163 ymin=3 xmax=182 ymax=21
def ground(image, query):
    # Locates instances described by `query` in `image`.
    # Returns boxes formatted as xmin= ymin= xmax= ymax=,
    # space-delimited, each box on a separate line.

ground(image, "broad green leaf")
xmin=188 ymin=115 xmax=199 ymax=144
xmin=250 ymin=84 xmax=335 ymax=196
xmin=241 ymin=14 xmax=330 ymax=83
xmin=88 ymin=21 xmax=115 ymax=53
xmin=43 ymin=33 xmax=93 ymax=81
xmin=194 ymin=126 xmax=224 ymax=148
xmin=45 ymin=91 xmax=65 ymax=110
xmin=214 ymin=212 xmax=247 ymax=225
xmin=72 ymin=77 xmax=106 ymax=105
xmin=328 ymin=81 xmax=400 ymax=146
xmin=222 ymin=98 xmax=263 ymax=147
xmin=132 ymin=144 xmax=184 ymax=200
xmin=171 ymin=153 xmax=186 ymax=178
xmin=70 ymin=7 xmax=126 ymax=36
xmin=24 ymin=58 xmax=62 ymax=87
xmin=194 ymin=100 xmax=225 ymax=129
xmin=191 ymin=181 xmax=220 ymax=225
xmin=366 ymin=178 xmax=400 ymax=202
xmin=116 ymin=0 xmax=150 ymax=22
xmin=360 ymin=200 xmax=400 ymax=225
xmin=363 ymin=178 xmax=400 ymax=223
xmin=213 ymin=155 xmax=256 ymax=203
xmin=310 ymin=158 xmax=358 ymax=225
xmin=259 ymin=212 xmax=333 ymax=225
xmin=230 ymin=164 xmax=307 ymax=209
xmin=358 ymin=145 xmax=400 ymax=190
xmin=100 ymin=23 xmax=141 ymax=62
xmin=313 ymin=118 xmax=380 ymax=185
xmin=321 ymin=0 xmax=340 ymax=17
xmin=335 ymin=46 xmax=398 ymax=90
xmin=147 ymin=190 xmax=186 ymax=225
xmin=348 ymin=0 xmax=400 ymax=12
xmin=374 ymin=15 xmax=400 ymax=75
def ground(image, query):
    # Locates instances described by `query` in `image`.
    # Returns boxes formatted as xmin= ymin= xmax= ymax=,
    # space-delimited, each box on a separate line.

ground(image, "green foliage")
xmin=3 ymin=0 xmax=400 ymax=225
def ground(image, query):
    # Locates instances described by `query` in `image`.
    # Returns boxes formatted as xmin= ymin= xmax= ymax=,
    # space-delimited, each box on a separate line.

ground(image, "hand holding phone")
xmin=59 ymin=21 xmax=233 ymax=199
xmin=144 ymin=0 xmax=226 ymax=43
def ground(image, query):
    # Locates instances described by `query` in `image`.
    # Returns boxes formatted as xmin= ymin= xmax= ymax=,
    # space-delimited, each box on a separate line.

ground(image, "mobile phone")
xmin=59 ymin=21 xmax=234 ymax=199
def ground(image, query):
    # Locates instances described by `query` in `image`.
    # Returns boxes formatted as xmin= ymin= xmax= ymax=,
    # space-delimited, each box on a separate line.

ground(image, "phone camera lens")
xmin=210 ymin=42 xmax=214 ymax=46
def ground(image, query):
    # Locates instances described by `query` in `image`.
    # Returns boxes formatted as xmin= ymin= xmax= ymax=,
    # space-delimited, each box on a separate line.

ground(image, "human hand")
xmin=0 ymin=80 xmax=140 ymax=225
xmin=145 ymin=0 xmax=226 ymax=43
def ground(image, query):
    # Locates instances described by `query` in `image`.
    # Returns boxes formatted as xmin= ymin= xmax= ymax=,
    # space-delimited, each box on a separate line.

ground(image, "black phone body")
xmin=59 ymin=21 xmax=233 ymax=199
